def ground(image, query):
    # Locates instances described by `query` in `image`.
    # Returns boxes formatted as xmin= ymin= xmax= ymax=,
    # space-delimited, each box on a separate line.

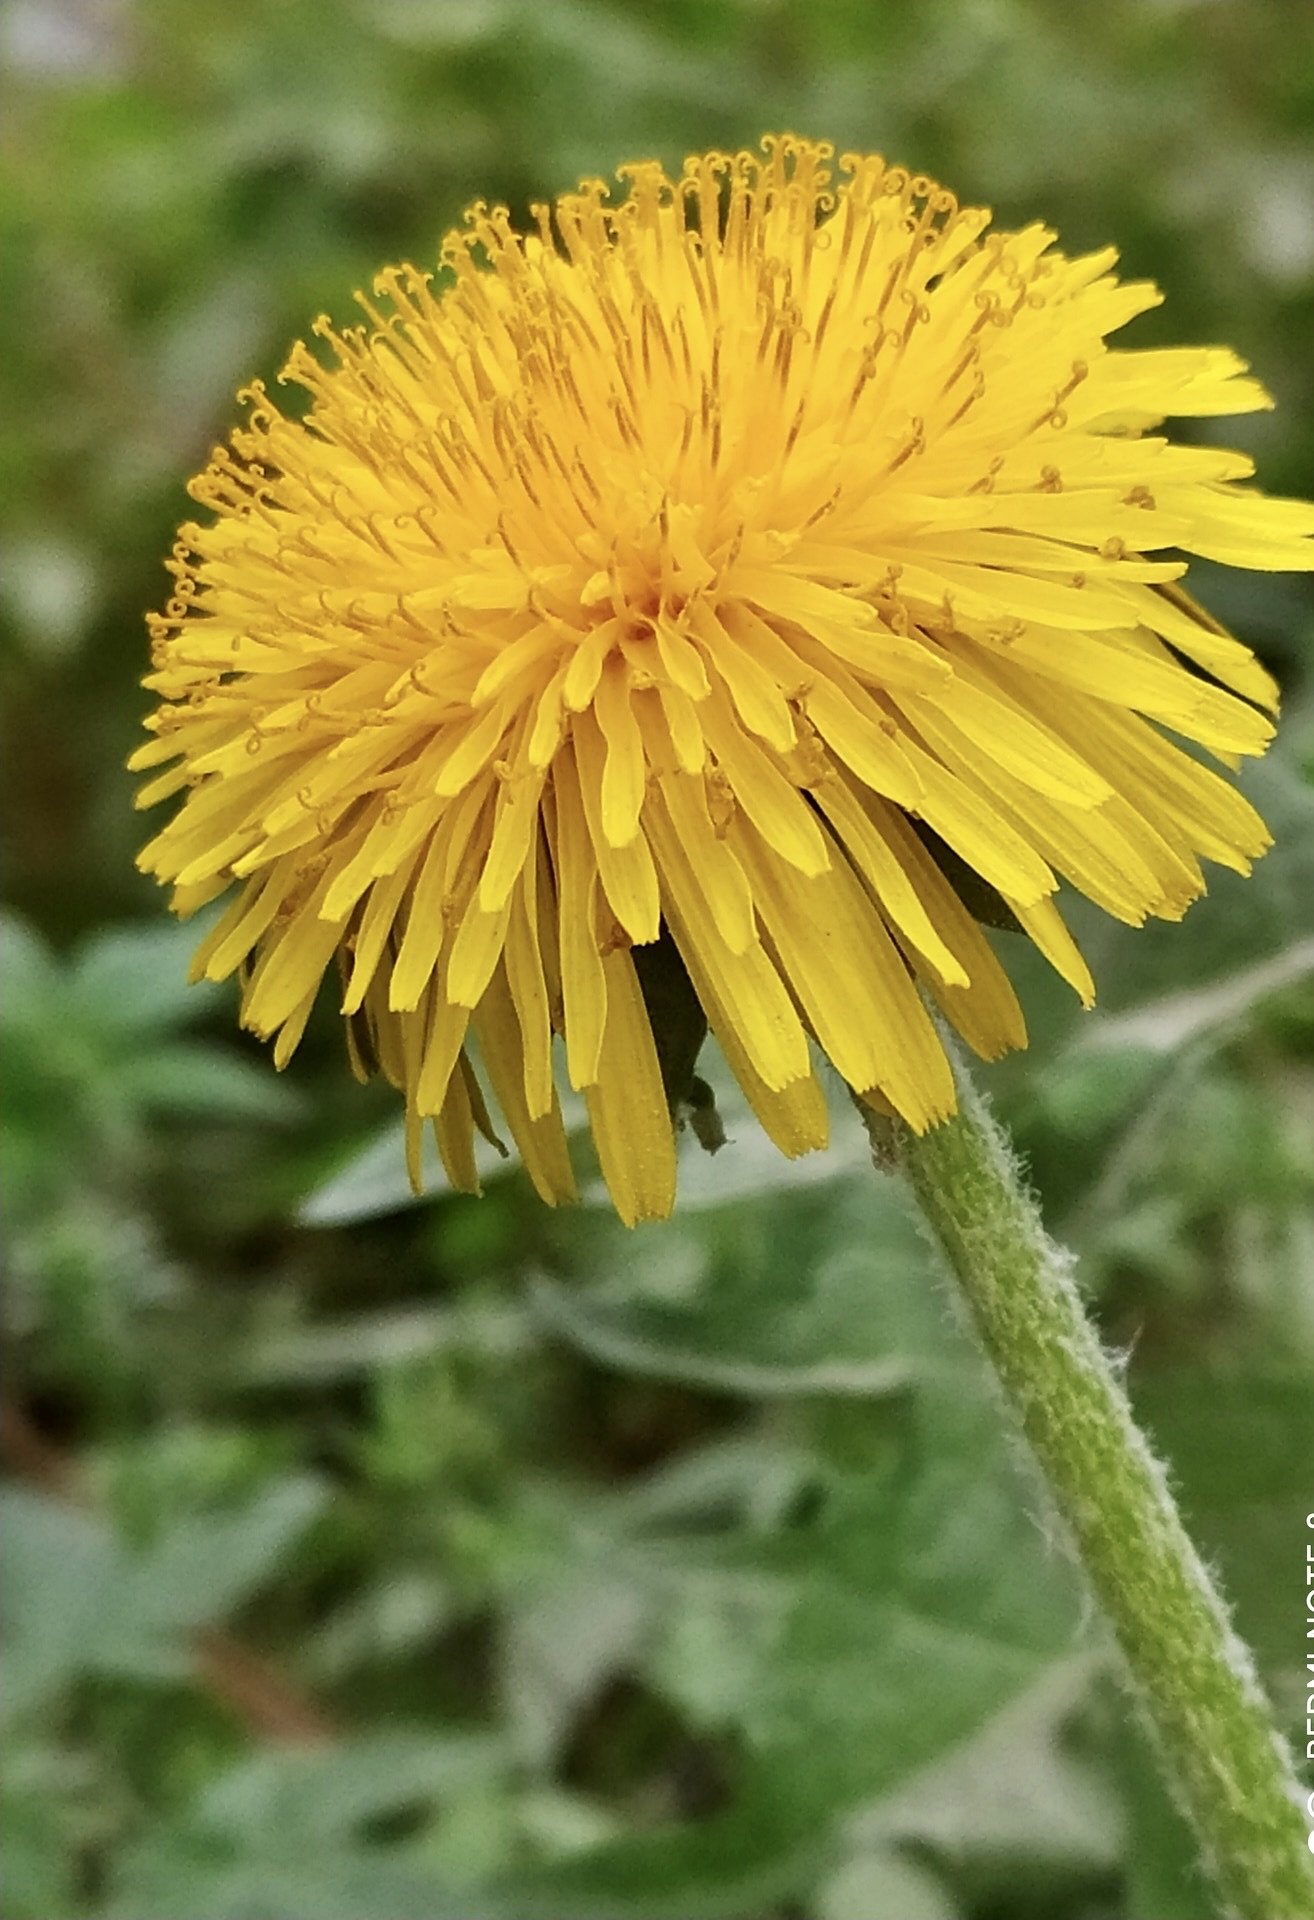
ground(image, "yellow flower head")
xmin=134 ymin=137 xmax=1314 ymax=1222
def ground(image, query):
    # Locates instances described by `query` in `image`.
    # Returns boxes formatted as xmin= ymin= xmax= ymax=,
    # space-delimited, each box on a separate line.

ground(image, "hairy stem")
xmin=868 ymin=1062 xmax=1314 ymax=1920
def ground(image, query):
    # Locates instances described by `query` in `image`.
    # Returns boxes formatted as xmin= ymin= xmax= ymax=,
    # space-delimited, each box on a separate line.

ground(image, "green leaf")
xmin=484 ymin=1138 xmax=1083 ymax=1918
xmin=244 ymin=1301 xmax=528 ymax=1386
xmin=118 ymin=1476 xmax=329 ymax=1653
xmin=107 ymin=1734 xmax=509 ymax=1920
xmin=502 ymin=1563 xmax=654 ymax=1768
xmin=537 ymin=1166 xmax=944 ymax=1396
xmin=1073 ymin=937 xmax=1314 ymax=1059
xmin=735 ymin=1380 xmax=1080 ymax=1807
xmin=196 ymin=1732 xmax=506 ymax=1838
xmin=530 ymin=1273 xmax=916 ymax=1400
xmin=298 ymin=1113 xmax=515 ymax=1225
xmin=0 ymin=1492 xmax=122 ymax=1719
xmin=491 ymin=1380 xmax=1079 ymax=1917
xmin=108 ymin=1838 xmax=485 ymax=1920
xmin=0 ymin=913 xmax=53 ymax=1019
xmin=1129 ymin=1367 xmax=1314 ymax=1675
xmin=0 ymin=1750 xmax=80 ymax=1920
xmin=1 ymin=531 xmax=100 ymax=658
xmin=67 ymin=918 xmax=222 ymax=1034
xmin=816 ymin=1847 xmax=960 ymax=1920
xmin=114 ymin=1040 xmax=301 ymax=1121
xmin=491 ymin=1771 xmax=832 ymax=1920
xmin=859 ymin=1656 xmax=1121 ymax=1914
xmin=1116 ymin=1708 xmax=1227 ymax=1920
xmin=0 ymin=1477 xmax=327 ymax=1707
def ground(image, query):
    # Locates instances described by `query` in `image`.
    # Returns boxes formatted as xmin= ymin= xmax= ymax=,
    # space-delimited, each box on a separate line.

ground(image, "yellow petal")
xmin=700 ymin=681 xmax=829 ymax=876
xmin=473 ymin=965 xmax=578 ymax=1206
xmin=815 ymin=774 xmax=969 ymax=988
xmin=727 ymin=814 xmax=956 ymax=1127
xmin=560 ymin=614 xmax=622 ymax=714
xmin=447 ymin=892 xmax=512 ymax=1008
xmin=341 ymin=857 xmax=421 ymax=1014
xmin=571 ymin=708 xmax=661 ymax=944
xmin=550 ymin=753 xmax=608 ymax=1088
xmin=676 ymin=935 xmax=830 ymax=1161
xmin=479 ymin=764 xmax=545 ymax=912
xmin=433 ymin=1054 xmax=481 ymax=1193
xmin=242 ymin=867 xmax=344 ymax=1037
xmin=503 ymin=860 xmax=556 ymax=1120
xmin=1009 ymin=897 xmax=1095 ymax=1006
xmin=800 ymin=666 xmax=924 ymax=809
xmin=390 ymin=778 xmax=492 ymax=1010
xmin=687 ymin=602 xmax=796 ymax=753
xmin=583 ymin=946 xmax=676 ymax=1224
xmin=655 ymin=771 xmax=756 ymax=955
xmin=920 ymin=672 xmax=1112 ymax=808
xmin=646 ymin=791 xmax=810 ymax=1091
xmin=868 ymin=800 xmax=1027 ymax=1061
xmin=893 ymin=735 xmax=1056 ymax=906
xmin=593 ymin=654 xmax=649 ymax=846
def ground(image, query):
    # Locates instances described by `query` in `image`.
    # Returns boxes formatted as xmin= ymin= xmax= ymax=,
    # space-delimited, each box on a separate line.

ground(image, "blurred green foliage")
xmin=1 ymin=2 xmax=1312 ymax=1916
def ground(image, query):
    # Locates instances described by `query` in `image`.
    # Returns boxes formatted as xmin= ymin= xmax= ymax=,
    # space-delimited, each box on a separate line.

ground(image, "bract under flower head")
xmin=133 ymin=136 xmax=1314 ymax=1222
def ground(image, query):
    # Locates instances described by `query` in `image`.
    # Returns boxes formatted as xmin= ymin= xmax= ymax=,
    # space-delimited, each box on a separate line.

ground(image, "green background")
xmin=2 ymin=3 xmax=1312 ymax=1916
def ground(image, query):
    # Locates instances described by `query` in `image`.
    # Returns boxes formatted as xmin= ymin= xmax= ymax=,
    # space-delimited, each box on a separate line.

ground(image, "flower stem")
xmin=868 ymin=1058 xmax=1314 ymax=1920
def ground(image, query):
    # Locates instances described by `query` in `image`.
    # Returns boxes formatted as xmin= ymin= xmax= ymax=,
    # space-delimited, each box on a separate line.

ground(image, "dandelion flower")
xmin=134 ymin=138 xmax=1314 ymax=1223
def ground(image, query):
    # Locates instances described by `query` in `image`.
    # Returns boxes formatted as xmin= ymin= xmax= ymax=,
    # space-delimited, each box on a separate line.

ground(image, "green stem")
xmin=868 ymin=1059 xmax=1314 ymax=1920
